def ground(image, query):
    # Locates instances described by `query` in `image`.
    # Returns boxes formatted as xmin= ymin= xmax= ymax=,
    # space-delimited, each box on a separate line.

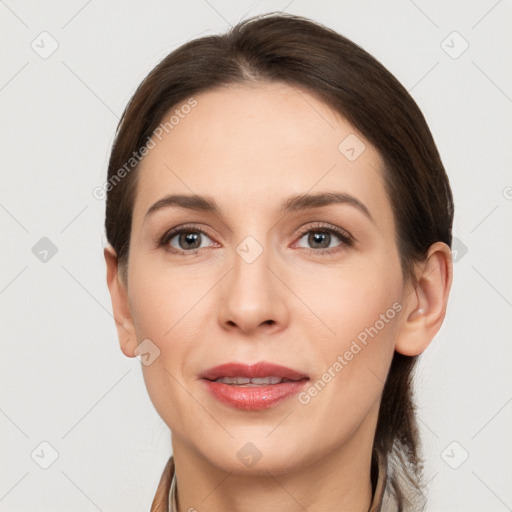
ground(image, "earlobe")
xmin=103 ymin=246 xmax=138 ymax=358
xmin=395 ymin=242 xmax=453 ymax=357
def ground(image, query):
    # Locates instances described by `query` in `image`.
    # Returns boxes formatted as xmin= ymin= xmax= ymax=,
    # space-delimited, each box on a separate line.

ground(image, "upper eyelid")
xmin=161 ymin=223 xmax=214 ymax=240
xmin=296 ymin=222 xmax=352 ymax=237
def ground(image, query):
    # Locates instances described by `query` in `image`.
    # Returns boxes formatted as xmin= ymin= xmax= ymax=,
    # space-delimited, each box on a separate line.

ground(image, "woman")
xmin=103 ymin=13 xmax=453 ymax=511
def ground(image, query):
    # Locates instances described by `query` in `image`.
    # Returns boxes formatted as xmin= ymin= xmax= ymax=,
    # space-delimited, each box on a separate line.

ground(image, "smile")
xmin=200 ymin=362 xmax=309 ymax=410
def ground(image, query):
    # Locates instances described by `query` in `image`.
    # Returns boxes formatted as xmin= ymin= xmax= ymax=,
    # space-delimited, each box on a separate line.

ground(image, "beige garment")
xmin=149 ymin=454 xmax=399 ymax=512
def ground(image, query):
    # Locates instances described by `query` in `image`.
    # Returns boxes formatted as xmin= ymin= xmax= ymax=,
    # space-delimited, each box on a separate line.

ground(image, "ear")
xmin=104 ymin=246 xmax=138 ymax=358
xmin=395 ymin=241 xmax=453 ymax=356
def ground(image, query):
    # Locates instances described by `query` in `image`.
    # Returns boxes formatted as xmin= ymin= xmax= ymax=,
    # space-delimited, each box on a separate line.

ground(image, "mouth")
xmin=212 ymin=376 xmax=298 ymax=386
xmin=199 ymin=362 xmax=309 ymax=410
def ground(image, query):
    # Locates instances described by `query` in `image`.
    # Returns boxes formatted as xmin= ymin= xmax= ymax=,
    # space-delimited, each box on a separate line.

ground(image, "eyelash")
xmin=158 ymin=222 xmax=354 ymax=257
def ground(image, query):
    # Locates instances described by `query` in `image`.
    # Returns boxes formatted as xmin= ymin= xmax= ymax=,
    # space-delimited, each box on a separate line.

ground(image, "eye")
xmin=158 ymin=222 xmax=354 ymax=256
xmin=160 ymin=225 xmax=216 ymax=255
xmin=295 ymin=223 xmax=354 ymax=255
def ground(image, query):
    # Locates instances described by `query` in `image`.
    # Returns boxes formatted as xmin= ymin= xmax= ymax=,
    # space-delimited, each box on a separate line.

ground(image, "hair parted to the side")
xmin=105 ymin=12 xmax=453 ymax=509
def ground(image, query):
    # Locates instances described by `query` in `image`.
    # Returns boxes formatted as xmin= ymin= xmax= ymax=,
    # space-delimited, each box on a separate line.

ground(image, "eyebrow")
xmin=144 ymin=191 xmax=374 ymax=223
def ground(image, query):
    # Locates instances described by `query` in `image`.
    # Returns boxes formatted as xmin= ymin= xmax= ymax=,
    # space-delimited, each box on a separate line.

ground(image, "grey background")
xmin=1 ymin=0 xmax=511 ymax=510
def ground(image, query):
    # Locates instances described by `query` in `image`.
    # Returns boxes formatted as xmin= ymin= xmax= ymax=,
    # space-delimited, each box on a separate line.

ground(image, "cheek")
xmin=301 ymin=255 xmax=403 ymax=344
xmin=127 ymin=274 xmax=197 ymax=429
xmin=297 ymin=261 xmax=403 ymax=408
xmin=126 ymin=260 xmax=215 ymax=419
xmin=127 ymin=259 xmax=206 ymax=341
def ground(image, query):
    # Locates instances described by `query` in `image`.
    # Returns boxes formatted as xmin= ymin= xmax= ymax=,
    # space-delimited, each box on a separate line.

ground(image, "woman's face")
xmin=123 ymin=82 xmax=412 ymax=474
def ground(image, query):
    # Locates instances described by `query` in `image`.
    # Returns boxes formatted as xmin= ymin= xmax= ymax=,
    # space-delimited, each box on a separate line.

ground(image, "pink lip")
xmin=200 ymin=362 xmax=308 ymax=381
xmin=200 ymin=362 xmax=309 ymax=410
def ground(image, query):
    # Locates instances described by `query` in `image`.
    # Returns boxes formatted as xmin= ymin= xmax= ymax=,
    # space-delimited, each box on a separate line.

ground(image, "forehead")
xmin=133 ymin=82 xmax=392 ymax=225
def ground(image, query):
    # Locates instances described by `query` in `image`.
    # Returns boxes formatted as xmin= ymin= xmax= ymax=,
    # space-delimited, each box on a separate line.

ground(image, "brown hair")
xmin=105 ymin=12 xmax=453 ymax=509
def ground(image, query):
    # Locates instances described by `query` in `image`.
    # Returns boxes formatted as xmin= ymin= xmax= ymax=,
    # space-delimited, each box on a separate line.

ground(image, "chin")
xmin=194 ymin=433 xmax=314 ymax=476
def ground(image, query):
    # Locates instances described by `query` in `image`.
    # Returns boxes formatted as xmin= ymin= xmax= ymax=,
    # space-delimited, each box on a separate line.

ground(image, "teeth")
xmin=216 ymin=377 xmax=251 ymax=385
xmin=251 ymin=376 xmax=283 ymax=385
xmin=215 ymin=376 xmax=285 ymax=385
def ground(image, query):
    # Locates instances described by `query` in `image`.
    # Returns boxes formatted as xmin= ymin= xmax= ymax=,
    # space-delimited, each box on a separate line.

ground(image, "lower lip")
xmin=202 ymin=379 xmax=309 ymax=410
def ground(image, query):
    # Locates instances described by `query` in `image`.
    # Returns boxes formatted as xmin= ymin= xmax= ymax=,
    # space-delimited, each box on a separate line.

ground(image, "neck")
xmin=171 ymin=420 xmax=377 ymax=512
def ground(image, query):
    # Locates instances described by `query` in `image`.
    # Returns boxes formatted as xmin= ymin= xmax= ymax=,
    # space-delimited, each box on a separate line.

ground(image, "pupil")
xmin=310 ymin=232 xmax=329 ymax=248
xmin=181 ymin=232 xmax=200 ymax=249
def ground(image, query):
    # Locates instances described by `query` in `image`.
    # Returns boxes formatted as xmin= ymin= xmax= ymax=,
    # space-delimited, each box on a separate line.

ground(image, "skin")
xmin=105 ymin=82 xmax=452 ymax=511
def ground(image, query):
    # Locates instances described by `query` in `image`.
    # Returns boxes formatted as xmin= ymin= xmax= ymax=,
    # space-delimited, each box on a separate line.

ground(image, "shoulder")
xmin=150 ymin=455 xmax=174 ymax=512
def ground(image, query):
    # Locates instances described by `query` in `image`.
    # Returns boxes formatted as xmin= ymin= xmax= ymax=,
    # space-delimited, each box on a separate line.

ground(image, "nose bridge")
xmin=218 ymin=229 xmax=287 ymax=333
xmin=228 ymin=207 xmax=273 ymax=280
xmin=235 ymin=234 xmax=266 ymax=268
xmin=231 ymin=232 xmax=273 ymax=300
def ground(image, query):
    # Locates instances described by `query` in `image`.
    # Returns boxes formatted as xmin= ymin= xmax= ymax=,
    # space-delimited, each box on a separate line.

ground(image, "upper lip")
xmin=200 ymin=362 xmax=309 ymax=381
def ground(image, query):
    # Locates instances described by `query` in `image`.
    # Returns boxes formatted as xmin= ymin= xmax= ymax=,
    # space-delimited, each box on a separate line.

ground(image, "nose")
xmin=217 ymin=237 xmax=289 ymax=336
